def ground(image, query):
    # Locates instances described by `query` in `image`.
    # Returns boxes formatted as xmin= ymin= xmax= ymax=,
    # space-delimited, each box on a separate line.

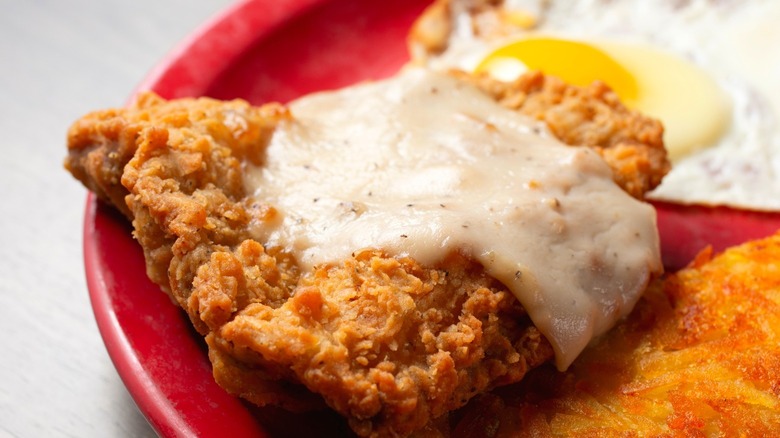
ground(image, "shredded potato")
xmin=444 ymin=233 xmax=780 ymax=436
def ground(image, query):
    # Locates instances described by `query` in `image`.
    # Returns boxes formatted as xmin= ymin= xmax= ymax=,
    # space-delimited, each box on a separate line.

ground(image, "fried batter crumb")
xmin=212 ymin=251 xmax=552 ymax=436
xmin=465 ymin=71 xmax=669 ymax=199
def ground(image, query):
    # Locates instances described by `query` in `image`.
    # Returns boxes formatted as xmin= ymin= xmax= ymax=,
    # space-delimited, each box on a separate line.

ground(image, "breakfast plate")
xmin=82 ymin=0 xmax=780 ymax=436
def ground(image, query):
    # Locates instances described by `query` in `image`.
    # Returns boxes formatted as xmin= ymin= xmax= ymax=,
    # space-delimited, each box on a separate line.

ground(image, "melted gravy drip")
xmin=244 ymin=69 xmax=662 ymax=369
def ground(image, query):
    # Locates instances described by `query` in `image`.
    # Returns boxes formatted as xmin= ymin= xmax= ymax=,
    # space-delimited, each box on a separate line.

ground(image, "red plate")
xmin=83 ymin=0 xmax=780 ymax=436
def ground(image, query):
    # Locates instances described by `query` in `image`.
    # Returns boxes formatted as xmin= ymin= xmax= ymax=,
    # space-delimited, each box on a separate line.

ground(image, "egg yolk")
xmin=476 ymin=37 xmax=732 ymax=162
xmin=477 ymin=38 xmax=639 ymax=104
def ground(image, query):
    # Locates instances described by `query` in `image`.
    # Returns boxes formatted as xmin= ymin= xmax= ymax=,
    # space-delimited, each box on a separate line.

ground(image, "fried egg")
xmin=422 ymin=0 xmax=780 ymax=211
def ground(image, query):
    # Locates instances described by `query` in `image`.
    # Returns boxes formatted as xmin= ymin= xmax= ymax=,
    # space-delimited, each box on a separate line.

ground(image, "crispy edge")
xmin=212 ymin=250 xmax=554 ymax=437
xmin=408 ymin=0 xmax=521 ymax=62
xmin=466 ymin=71 xmax=669 ymax=199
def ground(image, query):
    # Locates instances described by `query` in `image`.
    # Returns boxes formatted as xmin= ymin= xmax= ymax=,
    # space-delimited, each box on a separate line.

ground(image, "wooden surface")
xmin=0 ymin=1 xmax=234 ymax=436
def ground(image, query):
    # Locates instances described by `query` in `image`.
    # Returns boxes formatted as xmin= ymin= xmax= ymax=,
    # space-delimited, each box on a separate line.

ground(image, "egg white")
xmin=427 ymin=0 xmax=780 ymax=211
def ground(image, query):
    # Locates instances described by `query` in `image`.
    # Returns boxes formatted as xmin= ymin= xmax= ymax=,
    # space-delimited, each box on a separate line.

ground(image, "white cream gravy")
xmin=244 ymin=68 xmax=662 ymax=369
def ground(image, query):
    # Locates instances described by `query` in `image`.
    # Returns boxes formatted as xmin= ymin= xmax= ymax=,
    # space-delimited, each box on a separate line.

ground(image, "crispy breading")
xmin=66 ymin=93 xmax=285 ymax=289
xmin=209 ymin=250 xmax=553 ymax=437
xmin=64 ymin=69 xmax=666 ymax=437
xmin=442 ymin=234 xmax=780 ymax=436
xmin=408 ymin=0 xmax=528 ymax=60
xmin=466 ymin=71 xmax=669 ymax=199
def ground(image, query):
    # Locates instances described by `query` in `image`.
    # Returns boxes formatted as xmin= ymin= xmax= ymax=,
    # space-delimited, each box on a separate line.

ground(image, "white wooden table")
xmin=0 ymin=1 xmax=234 ymax=436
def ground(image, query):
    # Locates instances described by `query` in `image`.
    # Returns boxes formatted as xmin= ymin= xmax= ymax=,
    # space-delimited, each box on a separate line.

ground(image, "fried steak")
xmin=65 ymin=71 xmax=667 ymax=437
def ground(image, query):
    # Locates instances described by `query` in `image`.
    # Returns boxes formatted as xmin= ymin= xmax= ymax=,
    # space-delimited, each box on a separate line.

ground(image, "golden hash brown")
xmin=64 ymin=71 xmax=667 ymax=437
xmin=442 ymin=233 xmax=780 ymax=437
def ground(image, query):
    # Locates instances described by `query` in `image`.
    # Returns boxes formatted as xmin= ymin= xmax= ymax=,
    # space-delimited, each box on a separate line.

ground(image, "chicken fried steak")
xmin=65 ymin=70 xmax=667 ymax=437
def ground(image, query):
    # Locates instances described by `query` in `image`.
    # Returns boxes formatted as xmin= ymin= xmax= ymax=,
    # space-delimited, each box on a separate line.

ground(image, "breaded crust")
xmin=209 ymin=250 xmax=553 ymax=437
xmin=408 ymin=0 xmax=529 ymax=61
xmin=64 ymin=70 xmax=666 ymax=437
xmin=467 ymin=71 xmax=669 ymax=199
xmin=66 ymin=93 xmax=285 ymax=289
xmin=441 ymin=233 xmax=780 ymax=436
